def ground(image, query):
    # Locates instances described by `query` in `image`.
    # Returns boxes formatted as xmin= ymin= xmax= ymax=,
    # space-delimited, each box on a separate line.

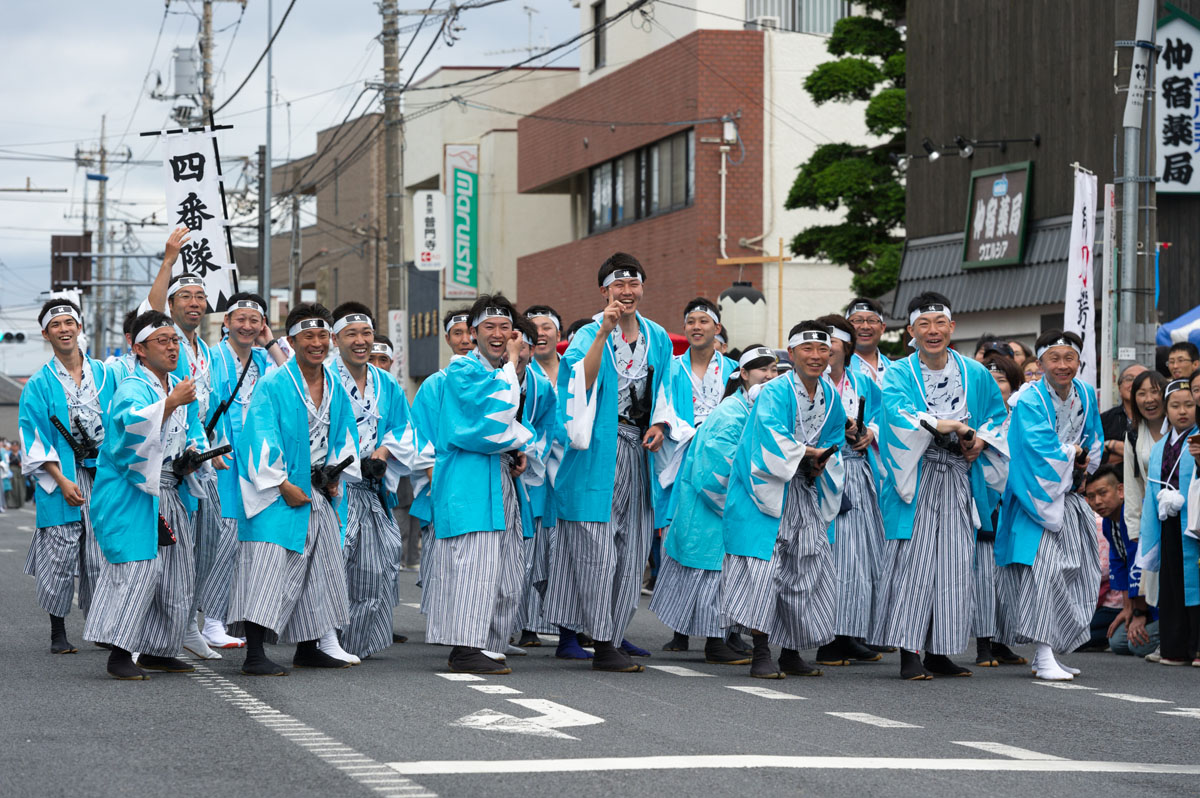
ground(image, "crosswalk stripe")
xmin=726 ymin=685 xmax=804 ymax=700
xmin=826 ymin=712 xmax=920 ymax=728
xmin=646 ymin=665 xmax=714 ymax=677
xmin=1097 ymin=693 xmax=1172 ymax=704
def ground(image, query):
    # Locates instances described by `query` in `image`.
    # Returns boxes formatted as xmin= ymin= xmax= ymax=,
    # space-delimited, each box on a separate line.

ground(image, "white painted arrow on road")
xmin=453 ymin=699 xmax=604 ymax=740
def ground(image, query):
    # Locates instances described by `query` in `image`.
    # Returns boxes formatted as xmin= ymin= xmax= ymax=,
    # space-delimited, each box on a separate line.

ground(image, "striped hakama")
xmin=226 ymin=492 xmax=349 ymax=645
xmin=342 ymin=481 xmax=404 ymax=658
xmin=193 ymin=474 xmax=237 ymax=620
xmin=24 ymin=467 xmax=102 ymax=617
xmin=870 ymin=445 xmax=974 ymax=655
xmin=83 ymin=471 xmax=195 ymax=656
xmin=720 ymin=473 xmax=836 ymax=650
xmin=417 ymin=523 xmax=435 ymax=615
xmin=972 ymin=538 xmax=998 ymax=638
xmin=650 ymin=553 xmax=722 ymax=637
xmin=831 ymin=449 xmax=884 ymax=638
xmin=996 ymin=492 xmax=1100 ymax=653
xmin=424 ymin=457 xmax=524 ymax=651
xmin=519 ymin=524 xmax=557 ymax=634
xmin=543 ymin=424 xmax=652 ymax=643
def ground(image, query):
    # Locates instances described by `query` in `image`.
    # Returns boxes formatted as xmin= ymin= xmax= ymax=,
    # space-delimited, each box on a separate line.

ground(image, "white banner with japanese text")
xmin=1156 ymin=11 xmax=1200 ymax=193
xmin=1064 ymin=169 xmax=1097 ymax=387
xmin=162 ymin=131 xmax=237 ymax=310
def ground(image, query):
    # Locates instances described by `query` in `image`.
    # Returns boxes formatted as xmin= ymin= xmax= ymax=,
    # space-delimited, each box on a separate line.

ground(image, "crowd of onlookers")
xmin=0 ymin=438 xmax=24 ymax=513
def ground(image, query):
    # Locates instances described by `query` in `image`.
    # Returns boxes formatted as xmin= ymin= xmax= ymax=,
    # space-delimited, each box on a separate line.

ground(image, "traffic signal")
xmin=0 ymin=331 xmax=27 ymax=343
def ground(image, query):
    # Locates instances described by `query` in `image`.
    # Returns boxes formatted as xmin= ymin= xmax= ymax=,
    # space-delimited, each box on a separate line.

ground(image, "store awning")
xmin=891 ymin=215 xmax=1076 ymax=319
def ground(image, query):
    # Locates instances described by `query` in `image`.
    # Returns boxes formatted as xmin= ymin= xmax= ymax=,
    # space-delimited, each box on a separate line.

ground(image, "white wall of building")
xmin=580 ymin=0 xmax=741 ymax=82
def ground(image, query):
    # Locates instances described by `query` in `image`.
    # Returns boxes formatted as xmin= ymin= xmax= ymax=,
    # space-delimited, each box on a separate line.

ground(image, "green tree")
xmin=784 ymin=3 xmax=906 ymax=298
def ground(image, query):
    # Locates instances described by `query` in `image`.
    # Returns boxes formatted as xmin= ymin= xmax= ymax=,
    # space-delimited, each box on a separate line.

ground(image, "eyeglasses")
xmin=847 ymin=315 xmax=883 ymax=327
xmin=144 ymin=334 xmax=180 ymax=347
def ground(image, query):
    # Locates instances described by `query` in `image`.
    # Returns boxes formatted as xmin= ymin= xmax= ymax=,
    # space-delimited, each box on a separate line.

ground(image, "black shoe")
xmin=517 ymin=630 xmax=542 ymax=647
xmin=448 ymin=646 xmax=513 ymax=675
xmin=94 ymin=642 xmax=113 ymax=650
xmin=641 ymin=575 xmax=656 ymax=596
xmin=867 ymin=643 xmax=897 ymax=653
xmin=242 ymin=654 xmax=288 ymax=676
xmin=900 ymin=649 xmax=932 ymax=680
xmin=107 ymin=648 xmax=149 ymax=681
xmin=592 ymin=641 xmax=644 ymax=673
xmin=392 ymin=632 xmax=409 ymax=644
xmin=49 ymin=615 xmax=77 ymax=655
xmin=750 ymin=633 xmax=783 ymax=679
xmin=779 ymin=648 xmax=823 ymax=676
xmin=816 ymin=639 xmax=850 ymax=666
xmin=136 ymin=654 xmax=195 ymax=673
xmin=991 ymin=642 xmax=1028 ymax=665
xmin=726 ymin=631 xmax=751 ymax=655
xmin=663 ymin=632 xmax=689 ymax=652
xmin=975 ymin=637 xmax=998 ymax=667
xmin=293 ymin=642 xmax=352 ymax=669
xmin=577 ymin=633 xmax=595 ymax=648
xmin=843 ymin=637 xmax=883 ymax=662
xmin=704 ymin=637 xmax=751 ymax=665
xmin=923 ymin=653 xmax=972 ymax=677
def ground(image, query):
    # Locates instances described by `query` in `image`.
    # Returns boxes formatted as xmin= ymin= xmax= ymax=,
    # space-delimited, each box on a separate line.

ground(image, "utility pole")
xmin=1118 ymin=0 xmax=1157 ymax=372
xmin=263 ymin=0 xmax=273 ymax=316
xmin=257 ymin=144 xmax=267 ymax=292
xmin=202 ymin=0 xmax=214 ymax=120
xmin=380 ymin=0 xmax=406 ymax=378
xmin=289 ymin=190 xmax=301 ymax=308
xmin=96 ymin=115 xmax=108 ymax=357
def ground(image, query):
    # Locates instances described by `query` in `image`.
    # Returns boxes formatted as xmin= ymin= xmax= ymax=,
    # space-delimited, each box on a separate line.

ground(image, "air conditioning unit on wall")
xmin=752 ymin=15 xmax=781 ymax=31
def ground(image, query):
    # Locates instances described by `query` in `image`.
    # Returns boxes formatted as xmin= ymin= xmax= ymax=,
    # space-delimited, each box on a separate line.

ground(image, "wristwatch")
xmin=265 ymin=338 xmax=279 ymax=350
xmin=1132 ymin=608 xmax=1148 ymax=618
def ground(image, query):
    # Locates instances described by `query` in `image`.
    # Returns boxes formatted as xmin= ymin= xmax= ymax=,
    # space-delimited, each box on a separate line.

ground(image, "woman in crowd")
xmin=1124 ymin=371 xmax=1169 ymax=545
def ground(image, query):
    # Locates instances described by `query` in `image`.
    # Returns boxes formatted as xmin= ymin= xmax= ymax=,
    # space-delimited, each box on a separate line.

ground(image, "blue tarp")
xmin=1157 ymin=304 xmax=1200 ymax=346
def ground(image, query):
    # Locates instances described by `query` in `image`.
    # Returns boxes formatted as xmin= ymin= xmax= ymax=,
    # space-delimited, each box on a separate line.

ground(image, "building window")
xmin=744 ymin=0 xmax=849 ymax=35
xmin=592 ymin=1 xmax=606 ymax=69
xmin=588 ymin=129 xmax=694 ymax=234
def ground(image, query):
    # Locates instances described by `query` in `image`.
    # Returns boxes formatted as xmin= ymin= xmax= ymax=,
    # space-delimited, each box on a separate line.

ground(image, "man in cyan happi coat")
xmin=872 ymin=292 xmax=1009 ymax=680
xmin=653 ymin=345 xmax=780 ymax=665
xmin=721 ymin=322 xmax=846 ymax=679
xmin=329 ymin=302 xmax=430 ymax=662
xmin=845 ymin=297 xmax=892 ymax=387
xmin=19 ymin=299 xmax=116 ymax=654
xmin=814 ymin=314 xmax=887 ymax=667
xmin=84 ymin=311 xmax=209 ymax=680
xmin=996 ymin=330 xmax=1103 ymax=681
xmin=423 ymin=295 xmax=533 ymax=674
xmin=229 ymin=303 xmax=361 ymax=676
xmin=201 ymin=291 xmax=287 ymax=650
xmin=545 ymin=253 xmax=691 ymax=673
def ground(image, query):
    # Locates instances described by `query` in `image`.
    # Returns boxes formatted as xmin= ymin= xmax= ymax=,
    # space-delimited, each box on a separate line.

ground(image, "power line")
xmin=112 ymin=5 xmax=171 ymax=153
xmin=651 ymin=0 xmax=834 ymax=38
xmin=214 ymin=1 xmax=248 ymax=84
xmin=214 ymin=0 xmax=299 ymax=114
xmin=451 ymin=96 xmax=725 ymax=128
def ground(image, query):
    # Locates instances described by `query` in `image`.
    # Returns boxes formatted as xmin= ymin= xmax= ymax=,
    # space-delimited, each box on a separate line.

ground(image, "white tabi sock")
xmin=318 ymin=629 xmax=361 ymax=665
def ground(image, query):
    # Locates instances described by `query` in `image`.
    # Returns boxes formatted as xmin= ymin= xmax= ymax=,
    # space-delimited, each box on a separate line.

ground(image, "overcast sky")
xmin=0 ymin=0 xmax=579 ymax=307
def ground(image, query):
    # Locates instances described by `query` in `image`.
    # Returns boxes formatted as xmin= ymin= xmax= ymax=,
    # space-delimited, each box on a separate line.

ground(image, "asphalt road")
xmin=2 ymin=504 xmax=1199 ymax=798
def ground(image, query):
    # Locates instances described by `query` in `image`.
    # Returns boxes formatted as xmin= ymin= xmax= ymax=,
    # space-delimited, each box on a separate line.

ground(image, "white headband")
xmin=134 ymin=320 xmax=173 ymax=345
xmin=685 ymin=306 xmax=720 ymax=326
xmin=40 ymin=305 xmax=81 ymax=330
xmin=227 ymin=299 xmax=265 ymax=318
xmin=1165 ymin=378 xmax=1190 ymax=398
xmin=908 ymin=304 xmax=952 ymax=325
xmin=715 ymin=332 xmax=727 ymax=344
xmin=1035 ymin=338 xmax=1082 ymax=360
xmin=601 ymin=268 xmax=642 ymax=288
xmin=521 ymin=332 xmax=534 ymax=347
xmin=333 ymin=313 xmax=373 ymax=334
xmin=444 ymin=314 xmax=469 ymax=333
xmin=472 ymin=307 xmax=513 ymax=328
xmin=167 ymin=275 xmax=205 ymax=299
xmin=288 ymin=318 xmax=331 ymax=337
xmin=526 ymin=312 xmax=560 ymax=330
xmin=846 ymin=302 xmax=882 ymax=321
xmin=738 ymin=346 xmax=777 ymax=369
xmin=788 ymin=330 xmax=832 ymax=349
xmin=828 ymin=327 xmax=853 ymax=344
xmin=371 ymin=343 xmax=393 ymax=359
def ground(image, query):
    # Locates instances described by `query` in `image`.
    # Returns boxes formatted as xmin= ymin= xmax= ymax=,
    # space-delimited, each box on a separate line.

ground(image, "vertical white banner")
xmin=412 ymin=190 xmax=446 ymax=272
xmin=1064 ymin=170 xmax=1098 ymax=388
xmin=1100 ymin=183 xmax=1116 ymax=408
xmin=163 ymin=131 xmax=237 ymax=310
xmin=388 ymin=308 xmax=407 ymax=388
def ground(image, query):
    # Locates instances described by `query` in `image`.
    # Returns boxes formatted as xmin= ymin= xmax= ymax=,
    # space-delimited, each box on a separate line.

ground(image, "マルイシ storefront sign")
xmin=1156 ymin=6 xmax=1200 ymax=194
xmin=961 ymin=161 xmax=1033 ymax=269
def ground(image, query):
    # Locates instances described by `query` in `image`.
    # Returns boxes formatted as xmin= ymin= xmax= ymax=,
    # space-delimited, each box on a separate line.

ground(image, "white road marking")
xmin=646 ymin=665 xmax=714 ymax=677
xmin=401 ymin=602 xmax=421 ymax=609
xmin=1097 ymin=693 xmax=1172 ymax=704
xmin=435 ymin=672 xmax=484 ymax=681
xmin=951 ymin=742 xmax=1065 ymax=760
xmin=452 ymin=699 xmax=604 ymax=740
xmin=0 ymin=548 xmax=16 ymax=553
xmin=17 ymin=525 xmax=32 ymax=532
xmin=826 ymin=712 xmax=920 ymax=728
xmin=186 ymin=663 xmax=436 ymax=796
xmin=726 ymin=685 xmax=804 ymax=700
xmin=470 ymin=685 xmax=522 ymax=695
xmin=1031 ymin=682 xmax=1097 ymax=690
xmin=1159 ymin=708 xmax=1200 ymax=719
xmin=386 ymin=754 xmax=1200 ymax=776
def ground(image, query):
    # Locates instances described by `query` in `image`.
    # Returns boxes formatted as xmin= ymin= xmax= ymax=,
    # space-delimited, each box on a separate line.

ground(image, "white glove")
xmin=1158 ymin=487 xmax=1185 ymax=521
